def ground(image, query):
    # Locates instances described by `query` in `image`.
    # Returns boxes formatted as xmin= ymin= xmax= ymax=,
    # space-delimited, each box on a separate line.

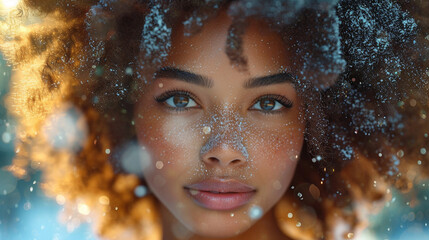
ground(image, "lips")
xmin=184 ymin=178 xmax=256 ymax=210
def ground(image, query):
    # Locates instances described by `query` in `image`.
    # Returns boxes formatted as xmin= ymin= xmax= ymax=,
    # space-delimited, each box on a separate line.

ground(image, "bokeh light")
xmin=119 ymin=142 xmax=152 ymax=175
xmin=42 ymin=105 xmax=88 ymax=152
xmin=1 ymin=0 xmax=19 ymax=10
xmin=0 ymin=169 xmax=17 ymax=195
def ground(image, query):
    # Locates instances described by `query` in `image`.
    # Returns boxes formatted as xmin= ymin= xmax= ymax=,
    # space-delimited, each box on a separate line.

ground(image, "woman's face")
xmin=135 ymin=12 xmax=305 ymax=238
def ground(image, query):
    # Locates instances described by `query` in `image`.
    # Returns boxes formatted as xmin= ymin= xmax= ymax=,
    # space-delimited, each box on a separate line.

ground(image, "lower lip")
xmin=185 ymin=189 xmax=256 ymax=210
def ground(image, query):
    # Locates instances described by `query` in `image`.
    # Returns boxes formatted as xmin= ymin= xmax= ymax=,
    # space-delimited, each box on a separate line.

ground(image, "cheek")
xmin=249 ymin=124 xmax=304 ymax=189
xmin=134 ymin=108 xmax=201 ymax=184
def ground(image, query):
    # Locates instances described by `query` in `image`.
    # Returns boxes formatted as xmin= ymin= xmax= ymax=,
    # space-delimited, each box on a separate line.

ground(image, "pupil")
xmin=260 ymin=99 xmax=275 ymax=110
xmin=173 ymin=95 xmax=189 ymax=107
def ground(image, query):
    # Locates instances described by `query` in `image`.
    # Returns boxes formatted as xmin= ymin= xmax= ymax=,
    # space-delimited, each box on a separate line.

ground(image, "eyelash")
xmin=154 ymin=89 xmax=200 ymax=112
xmin=250 ymin=94 xmax=293 ymax=115
xmin=154 ymin=90 xmax=293 ymax=114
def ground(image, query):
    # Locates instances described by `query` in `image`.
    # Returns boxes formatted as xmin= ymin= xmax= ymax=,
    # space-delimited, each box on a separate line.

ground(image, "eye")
xmin=155 ymin=90 xmax=199 ymax=110
xmin=250 ymin=95 xmax=293 ymax=113
xmin=165 ymin=94 xmax=197 ymax=108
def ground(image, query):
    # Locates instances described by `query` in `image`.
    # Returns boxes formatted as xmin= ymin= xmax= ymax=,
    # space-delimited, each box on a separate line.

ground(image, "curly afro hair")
xmin=1 ymin=0 xmax=429 ymax=239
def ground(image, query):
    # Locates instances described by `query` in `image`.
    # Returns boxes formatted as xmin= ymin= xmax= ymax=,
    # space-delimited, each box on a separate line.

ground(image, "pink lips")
xmin=184 ymin=178 xmax=256 ymax=210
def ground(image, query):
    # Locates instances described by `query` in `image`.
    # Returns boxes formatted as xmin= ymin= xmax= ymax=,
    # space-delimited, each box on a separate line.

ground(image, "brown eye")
xmin=173 ymin=95 xmax=190 ymax=108
xmin=259 ymin=98 xmax=276 ymax=111
xmin=250 ymin=95 xmax=293 ymax=113
xmin=251 ymin=97 xmax=284 ymax=111
xmin=155 ymin=90 xmax=199 ymax=111
xmin=164 ymin=94 xmax=197 ymax=108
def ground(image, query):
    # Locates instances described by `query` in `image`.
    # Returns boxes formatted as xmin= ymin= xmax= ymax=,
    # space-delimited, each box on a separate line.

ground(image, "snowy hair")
xmin=1 ymin=0 xmax=429 ymax=239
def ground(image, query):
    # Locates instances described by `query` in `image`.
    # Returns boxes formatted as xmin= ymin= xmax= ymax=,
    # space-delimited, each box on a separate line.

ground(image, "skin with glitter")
xmin=135 ymin=11 xmax=305 ymax=240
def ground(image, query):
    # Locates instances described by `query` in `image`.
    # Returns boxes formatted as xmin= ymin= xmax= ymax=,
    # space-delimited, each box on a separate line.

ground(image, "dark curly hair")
xmin=1 ymin=0 xmax=429 ymax=239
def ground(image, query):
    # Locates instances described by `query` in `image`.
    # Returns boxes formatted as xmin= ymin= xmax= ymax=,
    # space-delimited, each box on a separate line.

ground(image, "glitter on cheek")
xmin=245 ymin=120 xmax=304 ymax=199
xmin=135 ymin=106 xmax=202 ymax=186
xmin=202 ymin=126 xmax=211 ymax=134
xmin=162 ymin=117 xmax=198 ymax=149
xmin=253 ymin=125 xmax=302 ymax=162
xmin=155 ymin=161 xmax=164 ymax=169
xmin=147 ymin=115 xmax=204 ymax=180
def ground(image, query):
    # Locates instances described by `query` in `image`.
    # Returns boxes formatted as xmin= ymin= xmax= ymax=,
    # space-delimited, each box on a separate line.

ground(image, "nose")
xmin=200 ymin=132 xmax=248 ymax=168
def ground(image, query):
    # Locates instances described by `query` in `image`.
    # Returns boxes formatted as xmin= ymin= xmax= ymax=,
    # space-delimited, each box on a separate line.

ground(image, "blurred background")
xmin=0 ymin=0 xmax=94 ymax=237
xmin=0 ymin=0 xmax=429 ymax=239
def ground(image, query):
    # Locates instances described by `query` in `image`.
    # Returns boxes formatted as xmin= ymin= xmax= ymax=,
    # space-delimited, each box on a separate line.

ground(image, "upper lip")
xmin=184 ymin=178 xmax=256 ymax=193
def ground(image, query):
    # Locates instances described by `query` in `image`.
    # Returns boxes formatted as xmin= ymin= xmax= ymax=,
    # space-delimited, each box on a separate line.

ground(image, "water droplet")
xmin=189 ymin=189 xmax=199 ymax=196
xmin=98 ymin=196 xmax=110 ymax=205
xmin=2 ymin=132 xmax=11 ymax=143
xmin=0 ymin=169 xmax=17 ymax=195
xmin=156 ymin=161 xmax=164 ymax=169
xmin=249 ymin=205 xmax=263 ymax=220
xmin=134 ymin=185 xmax=147 ymax=197
xmin=56 ymin=195 xmax=66 ymax=205
xmin=125 ymin=67 xmax=133 ymax=75
xmin=23 ymin=202 xmax=31 ymax=211
xmin=120 ymin=142 xmax=151 ymax=176
xmin=78 ymin=203 xmax=91 ymax=215
xmin=42 ymin=106 xmax=88 ymax=152
xmin=203 ymin=126 xmax=211 ymax=135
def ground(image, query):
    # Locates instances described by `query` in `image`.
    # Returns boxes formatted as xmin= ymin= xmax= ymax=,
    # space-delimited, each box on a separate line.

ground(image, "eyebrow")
xmin=154 ymin=67 xmax=295 ymax=89
xmin=154 ymin=67 xmax=213 ymax=88
xmin=243 ymin=72 xmax=296 ymax=88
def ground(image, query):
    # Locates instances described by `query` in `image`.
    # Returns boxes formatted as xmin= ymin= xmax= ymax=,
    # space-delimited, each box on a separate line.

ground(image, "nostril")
xmin=207 ymin=157 xmax=220 ymax=164
xmin=231 ymin=159 xmax=242 ymax=165
xmin=204 ymin=157 xmax=243 ymax=166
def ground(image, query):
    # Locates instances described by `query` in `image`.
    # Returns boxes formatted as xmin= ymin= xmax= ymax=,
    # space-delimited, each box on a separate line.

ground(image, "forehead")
xmin=165 ymin=11 xmax=291 ymax=77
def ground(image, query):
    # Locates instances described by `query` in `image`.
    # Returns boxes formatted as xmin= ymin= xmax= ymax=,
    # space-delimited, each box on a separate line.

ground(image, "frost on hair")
xmin=1 ymin=0 xmax=429 ymax=240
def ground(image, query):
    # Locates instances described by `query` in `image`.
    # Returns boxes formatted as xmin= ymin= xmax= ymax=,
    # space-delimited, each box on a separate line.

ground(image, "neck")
xmin=160 ymin=204 xmax=289 ymax=240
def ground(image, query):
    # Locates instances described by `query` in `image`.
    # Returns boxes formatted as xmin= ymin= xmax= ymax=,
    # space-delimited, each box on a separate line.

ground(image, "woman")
xmin=1 ymin=0 xmax=428 ymax=239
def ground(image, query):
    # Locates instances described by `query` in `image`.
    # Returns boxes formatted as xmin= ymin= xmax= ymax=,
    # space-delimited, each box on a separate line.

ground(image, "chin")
xmin=192 ymin=225 xmax=249 ymax=238
xmin=181 ymin=211 xmax=254 ymax=238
